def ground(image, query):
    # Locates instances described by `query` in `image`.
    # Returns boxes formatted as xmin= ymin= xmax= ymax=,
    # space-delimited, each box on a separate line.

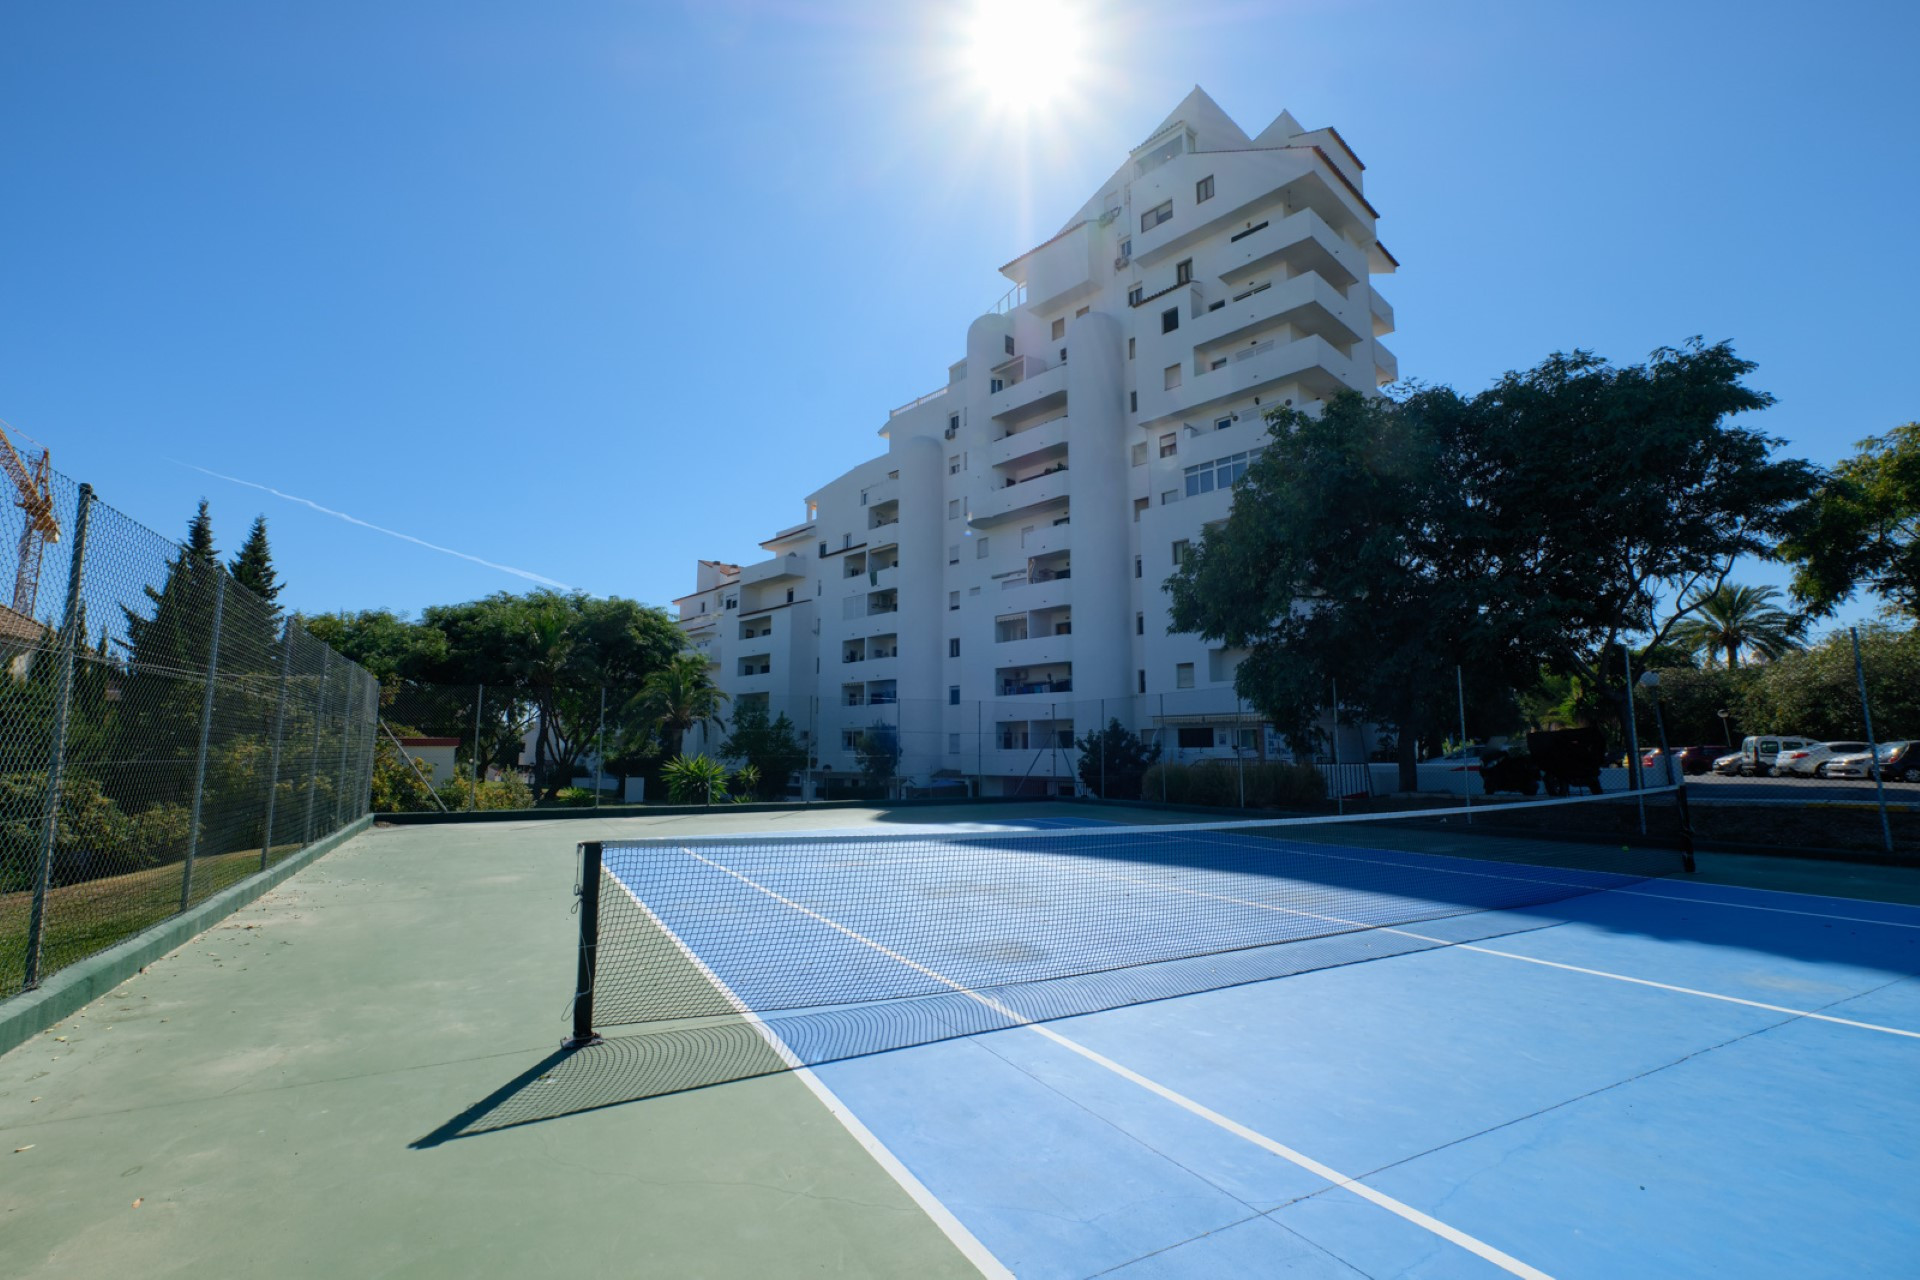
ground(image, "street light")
xmin=1715 ymin=707 xmax=1732 ymax=749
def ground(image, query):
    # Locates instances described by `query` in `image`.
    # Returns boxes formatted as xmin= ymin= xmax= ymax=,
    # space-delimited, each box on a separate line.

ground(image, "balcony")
xmin=995 ymin=573 xmax=1072 ymax=613
xmin=1135 ymin=334 xmax=1359 ymax=424
xmin=988 ymin=359 xmax=1068 ymax=422
xmin=738 ymin=552 xmax=805 ymax=586
xmin=1374 ymin=340 xmax=1399 ymax=387
xmin=969 ymin=466 xmax=1071 ymax=526
xmin=866 ymin=589 xmax=899 ymax=617
xmin=1189 ymin=273 xmax=1365 ymax=358
xmin=988 ymin=414 xmax=1070 ymax=468
xmin=993 ymin=633 xmax=1073 ymax=669
xmin=1216 ymin=208 xmax=1363 ymax=294
xmin=1016 ymin=520 xmax=1071 ymax=559
xmin=1370 ymin=288 xmax=1395 ymax=338
xmin=867 ymin=498 xmax=900 ymax=532
xmin=995 ymin=662 xmax=1074 ymax=698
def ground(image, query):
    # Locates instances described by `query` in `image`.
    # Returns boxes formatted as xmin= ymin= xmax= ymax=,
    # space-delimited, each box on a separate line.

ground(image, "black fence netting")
xmin=0 ymin=475 xmax=378 ymax=1000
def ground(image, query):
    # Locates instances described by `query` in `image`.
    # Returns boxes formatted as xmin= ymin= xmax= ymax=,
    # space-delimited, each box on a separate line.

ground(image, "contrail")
xmin=175 ymin=462 xmax=573 ymax=590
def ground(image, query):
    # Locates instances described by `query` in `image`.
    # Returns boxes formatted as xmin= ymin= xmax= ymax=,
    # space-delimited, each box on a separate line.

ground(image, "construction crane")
xmin=0 ymin=421 xmax=60 ymax=618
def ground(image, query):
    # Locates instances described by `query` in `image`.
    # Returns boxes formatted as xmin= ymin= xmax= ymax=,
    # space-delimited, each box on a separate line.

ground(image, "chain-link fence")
xmin=0 ymin=475 xmax=379 ymax=1000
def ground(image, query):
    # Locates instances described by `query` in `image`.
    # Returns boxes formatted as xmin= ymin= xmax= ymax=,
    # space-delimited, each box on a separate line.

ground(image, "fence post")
xmin=1622 ymin=646 xmax=1646 ymax=835
xmin=1235 ymin=692 xmax=1246 ymax=808
xmin=179 ymin=568 xmax=228 ymax=912
xmin=303 ymin=654 xmax=330 ymax=846
xmin=975 ymin=699 xmax=983 ymax=798
xmin=332 ymin=663 xmax=354 ymax=829
xmin=470 ymin=683 xmax=484 ymax=810
xmin=1455 ymin=665 xmax=1473 ymax=820
xmin=591 ymin=690 xmax=606 ymax=809
xmin=1098 ymin=696 xmax=1106 ymax=799
xmin=1331 ymin=677 xmax=1343 ymax=815
xmin=1851 ymin=627 xmax=1895 ymax=855
xmin=258 ymin=617 xmax=295 ymax=871
xmin=1159 ymin=693 xmax=1168 ymax=802
xmin=23 ymin=483 xmax=94 ymax=991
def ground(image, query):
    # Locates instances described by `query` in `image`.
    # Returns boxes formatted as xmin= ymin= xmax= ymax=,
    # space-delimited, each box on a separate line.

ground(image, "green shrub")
xmin=0 ymin=772 xmax=139 ymax=891
xmin=130 ymin=802 xmax=193 ymax=864
xmin=553 ymin=787 xmax=597 ymax=807
xmin=434 ymin=773 xmax=534 ymax=811
xmin=662 ymin=754 xmax=729 ymax=804
xmin=1140 ymin=759 xmax=1326 ymax=810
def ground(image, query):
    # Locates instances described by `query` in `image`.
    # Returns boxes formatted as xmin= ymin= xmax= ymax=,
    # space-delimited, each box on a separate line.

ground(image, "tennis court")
xmin=3 ymin=799 xmax=1916 ymax=1278
xmin=571 ymin=794 xmax=1920 ymax=1278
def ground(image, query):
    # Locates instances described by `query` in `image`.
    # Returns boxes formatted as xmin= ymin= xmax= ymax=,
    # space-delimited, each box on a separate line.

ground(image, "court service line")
xmin=603 ymin=873 xmax=1015 ymax=1280
xmin=1117 ymin=874 xmax=1920 ymax=1041
xmin=1159 ymin=833 xmax=1920 ymax=933
xmin=680 ymin=850 xmax=1558 ymax=1280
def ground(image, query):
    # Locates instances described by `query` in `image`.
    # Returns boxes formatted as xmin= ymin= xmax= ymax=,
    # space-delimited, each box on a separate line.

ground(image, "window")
xmin=949 ymin=498 xmax=960 ymax=519
xmin=1160 ymin=433 xmax=1177 ymax=458
xmin=698 ymin=601 xmax=707 ymax=614
xmin=1196 ymin=174 xmax=1214 ymax=203
xmin=949 ymin=454 xmax=961 ymax=474
xmin=948 ymin=544 xmax=959 ymax=564
xmin=1138 ymin=669 xmax=1147 ymax=694
xmin=1175 ymin=259 xmax=1192 ymax=285
xmin=1133 ymin=496 xmax=1148 ymax=522
xmin=819 ymin=541 xmax=829 ymax=558
xmin=1184 ymin=450 xmax=1258 ymax=497
xmin=1134 ymin=555 xmax=1143 ymax=579
xmin=1051 ymin=317 xmax=1066 ymax=341
xmin=969 ymin=585 xmax=981 ymax=596
xmin=949 ymin=590 xmax=960 ymax=611
xmin=1172 ymin=539 xmax=1191 ymax=565
xmin=1127 ymin=336 xmax=1135 ymax=360
xmin=1135 ymin=612 xmax=1144 ymax=635
xmin=1119 ymin=237 xmax=1131 ymax=258
xmin=976 ymin=536 xmax=989 ymax=558
xmin=1075 ymin=305 xmax=1089 ymax=318
xmin=1059 ymin=347 xmax=1067 ymax=363
xmin=1215 ymin=416 xmax=1232 ymax=432
xmin=1127 ymin=285 xmax=1143 ymax=306
xmin=1141 ymin=201 xmax=1172 ymax=232
xmin=1164 ymin=364 xmax=1182 ymax=391
xmin=1178 ymin=725 xmax=1210 ymax=747
xmin=990 ymin=377 xmax=1004 ymax=393
xmin=1161 ymin=307 xmax=1179 ymax=334
xmin=1004 ymin=334 xmax=1015 ymax=355
xmin=949 ymin=733 xmax=961 ymax=752
xmin=949 ymin=685 xmax=960 ymax=705
xmin=1129 ymin=390 xmax=1138 ymax=413
xmin=948 ymin=413 xmax=960 ymax=434
xmin=1176 ymin=662 xmax=1196 ymax=690
xmin=1131 ymin=442 xmax=1147 ymax=466
xmin=949 ymin=638 xmax=961 ymax=658
xmin=785 ymin=588 xmax=794 ymax=603
xmin=724 ymin=597 xmax=737 ymax=610
xmin=1162 ymin=490 xmax=1179 ymax=505
xmin=842 ymin=728 xmax=860 ymax=750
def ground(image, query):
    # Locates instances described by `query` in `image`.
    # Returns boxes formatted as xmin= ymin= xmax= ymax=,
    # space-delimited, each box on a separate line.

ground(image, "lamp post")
xmin=1716 ymin=708 xmax=1733 ymax=749
xmin=1640 ymin=671 xmax=1696 ymax=873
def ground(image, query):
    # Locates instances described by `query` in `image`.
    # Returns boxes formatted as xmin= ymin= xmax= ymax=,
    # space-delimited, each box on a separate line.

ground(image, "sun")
xmin=958 ymin=0 xmax=1092 ymax=115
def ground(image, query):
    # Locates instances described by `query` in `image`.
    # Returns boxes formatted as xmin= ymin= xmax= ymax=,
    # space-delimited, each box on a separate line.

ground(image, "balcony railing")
xmin=1000 ymin=678 xmax=1073 ymax=696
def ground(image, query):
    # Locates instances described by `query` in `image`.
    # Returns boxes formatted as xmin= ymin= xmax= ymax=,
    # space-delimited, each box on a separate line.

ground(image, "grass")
xmin=0 ymin=843 xmax=301 ymax=998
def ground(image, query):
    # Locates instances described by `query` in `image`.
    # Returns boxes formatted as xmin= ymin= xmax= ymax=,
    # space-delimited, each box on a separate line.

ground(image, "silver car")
xmin=1776 ymin=741 xmax=1873 ymax=778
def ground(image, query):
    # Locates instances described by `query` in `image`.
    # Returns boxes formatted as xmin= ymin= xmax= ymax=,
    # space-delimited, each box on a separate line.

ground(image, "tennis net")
xmin=565 ymin=787 xmax=1691 ymax=1057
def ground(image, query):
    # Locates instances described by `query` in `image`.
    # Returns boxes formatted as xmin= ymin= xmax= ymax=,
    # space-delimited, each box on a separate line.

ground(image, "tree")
xmin=635 ymin=652 xmax=730 ymax=764
xmin=1168 ymin=342 xmax=1818 ymax=792
xmin=1670 ymin=583 xmax=1805 ymax=668
xmin=1073 ymin=718 xmax=1163 ymax=799
xmin=1735 ymin=625 xmax=1920 ymax=742
xmin=720 ymin=701 xmax=806 ymax=800
xmin=854 ymin=721 xmax=898 ymax=795
xmin=1783 ymin=422 xmax=1920 ymax=618
xmin=185 ymin=499 xmax=217 ymax=566
xmin=300 ymin=610 xmax=447 ymax=683
xmin=228 ymin=515 xmax=282 ymax=604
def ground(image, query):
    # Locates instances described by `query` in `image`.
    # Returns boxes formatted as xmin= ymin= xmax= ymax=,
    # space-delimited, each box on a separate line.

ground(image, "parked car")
xmin=1640 ymin=745 xmax=1719 ymax=777
xmin=1828 ymin=741 xmax=1919 ymax=782
xmin=1727 ymin=735 xmax=1820 ymax=777
xmin=1712 ymin=750 xmax=1745 ymax=776
xmin=1775 ymin=741 xmax=1873 ymax=778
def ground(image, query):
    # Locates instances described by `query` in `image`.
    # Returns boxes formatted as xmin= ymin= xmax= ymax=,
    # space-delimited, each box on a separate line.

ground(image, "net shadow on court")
xmin=415 ymin=902 xmax=1577 ymax=1144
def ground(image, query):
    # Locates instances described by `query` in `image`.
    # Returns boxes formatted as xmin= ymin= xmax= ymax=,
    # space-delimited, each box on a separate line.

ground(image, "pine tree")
xmin=229 ymin=515 xmax=281 ymax=603
xmin=185 ymin=499 xmax=217 ymax=567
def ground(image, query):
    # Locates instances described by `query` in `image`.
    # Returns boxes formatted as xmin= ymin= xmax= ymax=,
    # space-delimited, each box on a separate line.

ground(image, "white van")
xmin=1734 ymin=735 xmax=1817 ymax=777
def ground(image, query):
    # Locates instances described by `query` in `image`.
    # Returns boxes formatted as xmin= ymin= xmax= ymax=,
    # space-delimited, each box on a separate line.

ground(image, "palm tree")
xmin=1672 ymin=584 xmax=1806 ymax=668
xmin=637 ymin=652 xmax=730 ymax=760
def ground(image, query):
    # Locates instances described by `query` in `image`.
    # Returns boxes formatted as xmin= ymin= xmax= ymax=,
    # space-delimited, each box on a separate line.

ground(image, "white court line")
xmin=1115 ymin=873 xmax=1920 ymax=1040
xmin=679 ymin=849 xmax=1557 ymax=1280
xmin=603 ymin=872 xmax=1014 ymax=1280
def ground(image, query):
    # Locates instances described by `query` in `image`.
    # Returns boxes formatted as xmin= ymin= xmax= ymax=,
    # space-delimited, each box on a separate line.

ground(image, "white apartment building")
xmin=679 ymin=89 xmax=1394 ymax=797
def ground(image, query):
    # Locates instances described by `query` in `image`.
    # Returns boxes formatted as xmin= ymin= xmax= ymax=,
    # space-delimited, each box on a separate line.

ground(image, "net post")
xmin=564 ymin=841 xmax=605 ymax=1049
xmin=1621 ymin=646 xmax=1646 ymax=835
xmin=1850 ymin=627 xmax=1895 ymax=856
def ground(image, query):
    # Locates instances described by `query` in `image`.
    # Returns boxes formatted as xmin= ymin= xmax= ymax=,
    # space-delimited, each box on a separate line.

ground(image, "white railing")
xmin=888 ymin=386 xmax=949 ymax=418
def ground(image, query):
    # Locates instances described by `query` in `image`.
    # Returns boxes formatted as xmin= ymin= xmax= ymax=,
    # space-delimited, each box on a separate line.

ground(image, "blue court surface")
xmin=602 ymin=817 xmax=1920 ymax=1279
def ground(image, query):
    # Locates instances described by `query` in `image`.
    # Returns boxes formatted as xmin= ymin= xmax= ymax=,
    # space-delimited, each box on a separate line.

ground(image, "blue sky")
xmin=3 ymin=0 xmax=1914 ymax=629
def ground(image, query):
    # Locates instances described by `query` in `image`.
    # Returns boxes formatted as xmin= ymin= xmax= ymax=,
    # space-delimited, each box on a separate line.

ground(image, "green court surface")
xmin=2 ymin=803 xmax=1917 ymax=1278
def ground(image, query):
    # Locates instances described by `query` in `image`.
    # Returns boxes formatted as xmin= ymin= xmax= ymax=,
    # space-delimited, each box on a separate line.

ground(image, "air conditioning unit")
xmin=1114 ymin=254 xmax=1131 ymax=269
xmin=943 ymin=425 xmax=958 ymax=439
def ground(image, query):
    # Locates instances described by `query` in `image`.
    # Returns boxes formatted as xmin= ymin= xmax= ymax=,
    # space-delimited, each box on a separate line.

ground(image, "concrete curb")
xmin=375 ymin=795 xmax=1025 ymax=825
xmin=0 ymin=815 xmax=373 ymax=1058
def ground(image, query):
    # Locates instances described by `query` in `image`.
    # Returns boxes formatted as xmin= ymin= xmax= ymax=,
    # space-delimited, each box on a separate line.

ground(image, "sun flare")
xmin=959 ymin=0 xmax=1092 ymax=115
